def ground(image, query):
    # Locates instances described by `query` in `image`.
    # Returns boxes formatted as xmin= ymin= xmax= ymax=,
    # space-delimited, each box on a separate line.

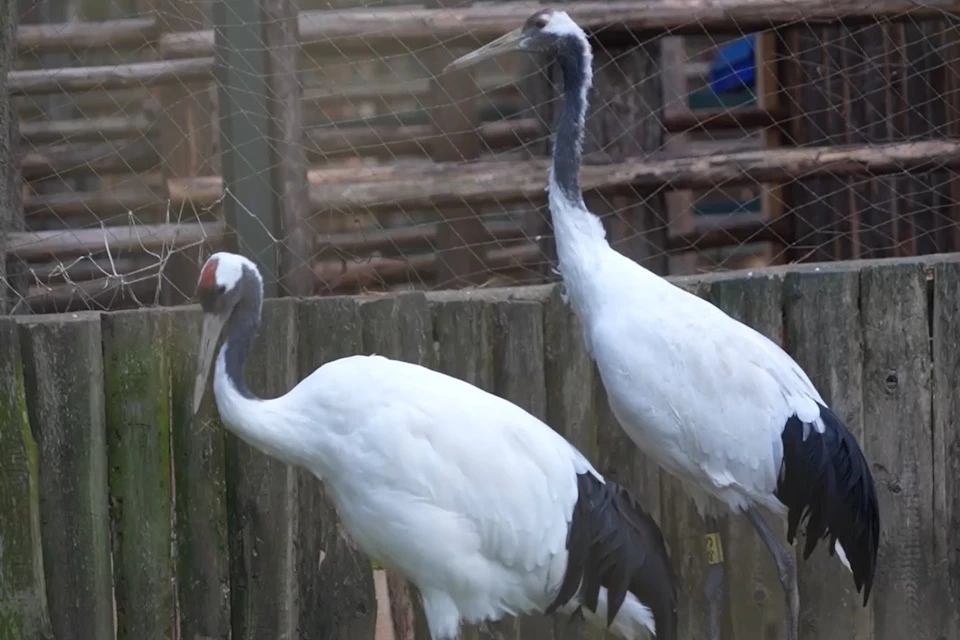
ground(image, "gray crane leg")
xmin=744 ymin=507 xmax=799 ymax=640
xmin=703 ymin=516 xmax=724 ymax=640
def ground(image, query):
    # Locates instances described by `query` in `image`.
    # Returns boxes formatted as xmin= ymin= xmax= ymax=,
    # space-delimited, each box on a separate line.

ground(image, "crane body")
xmin=191 ymin=251 xmax=678 ymax=640
xmin=448 ymin=10 xmax=879 ymax=640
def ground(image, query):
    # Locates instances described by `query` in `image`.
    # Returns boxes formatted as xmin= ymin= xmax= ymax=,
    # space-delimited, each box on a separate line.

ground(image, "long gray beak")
xmin=444 ymin=27 xmax=526 ymax=73
xmin=193 ymin=313 xmax=227 ymax=415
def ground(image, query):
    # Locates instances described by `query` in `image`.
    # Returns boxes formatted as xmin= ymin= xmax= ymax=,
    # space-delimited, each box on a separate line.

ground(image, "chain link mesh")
xmin=4 ymin=0 xmax=959 ymax=314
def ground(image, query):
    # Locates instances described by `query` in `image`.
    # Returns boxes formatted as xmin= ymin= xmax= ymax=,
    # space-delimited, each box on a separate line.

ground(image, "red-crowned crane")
xmin=191 ymin=251 xmax=678 ymax=640
xmin=446 ymin=10 xmax=880 ymax=640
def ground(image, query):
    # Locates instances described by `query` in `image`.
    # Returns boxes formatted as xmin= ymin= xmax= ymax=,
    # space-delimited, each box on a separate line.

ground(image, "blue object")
xmin=709 ymin=34 xmax=757 ymax=95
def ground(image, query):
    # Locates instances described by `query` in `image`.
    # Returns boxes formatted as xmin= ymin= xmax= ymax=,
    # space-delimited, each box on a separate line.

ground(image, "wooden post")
xmin=0 ymin=0 xmax=19 ymax=313
xmin=154 ymin=0 xmax=219 ymax=305
xmin=426 ymin=0 xmax=486 ymax=288
xmin=214 ymin=0 xmax=280 ymax=298
xmin=262 ymin=0 xmax=313 ymax=298
xmin=755 ymin=31 xmax=787 ymax=265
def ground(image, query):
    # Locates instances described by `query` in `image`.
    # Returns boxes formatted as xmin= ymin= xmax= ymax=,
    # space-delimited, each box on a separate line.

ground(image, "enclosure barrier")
xmin=1 ymin=254 xmax=959 ymax=640
xmin=4 ymin=0 xmax=960 ymax=313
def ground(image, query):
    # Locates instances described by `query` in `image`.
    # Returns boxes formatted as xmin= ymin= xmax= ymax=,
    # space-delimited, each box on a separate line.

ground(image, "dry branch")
xmin=9 ymin=58 xmax=214 ymax=96
xmin=159 ymin=0 xmax=960 ymax=58
xmin=8 ymin=222 xmax=223 ymax=260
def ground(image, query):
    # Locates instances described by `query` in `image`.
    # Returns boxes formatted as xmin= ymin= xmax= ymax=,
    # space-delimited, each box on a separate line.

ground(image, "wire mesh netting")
xmin=3 ymin=0 xmax=960 ymax=314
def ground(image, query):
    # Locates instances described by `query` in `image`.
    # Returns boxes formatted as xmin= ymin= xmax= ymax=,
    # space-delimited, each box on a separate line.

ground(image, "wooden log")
xmin=491 ymin=295 xmax=555 ymax=640
xmin=0 ymin=318 xmax=51 ymax=638
xmin=102 ymin=309 xmax=174 ymax=640
xmin=28 ymin=255 xmax=157 ymax=284
xmin=783 ymin=267 xmax=871 ymax=640
xmin=158 ymin=0 xmax=960 ymax=58
xmin=263 ymin=0 xmax=313 ymax=298
xmin=167 ymin=305 xmax=231 ymax=640
xmin=931 ymin=260 xmax=960 ymax=640
xmin=8 ymin=221 xmax=223 ymax=261
xmin=19 ymin=115 xmax=152 ymax=144
xmin=663 ymin=107 xmax=783 ymax=134
xmin=316 ymin=219 xmax=525 ymax=256
xmin=17 ymin=17 xmax=160 ymax=53
xmin=20 ymin=139 xmax=160 ymax=180
xmin=23 ymin=188 xmax=167 ymax=220
xmin=304 ymin=118 xmax=539 ymax=161
xmin=225 ymin=298 xmax=300 ymax=640
xmin=860 ymin=261 xmax=942 ymax=640
xmin=541 ymin=284 xmax=598 ymax=640
xmin=18 ymin=313 xmax=113 ymax=640
xmin=296 ymin=296 xmax=377 ymax=639
xmin=360 ymin=293 xmax=434 ymax=640
xmin=701 ymin=273 xmax=787 ymax=640
xmin=9 ymin=57 xmax=214 ymax=96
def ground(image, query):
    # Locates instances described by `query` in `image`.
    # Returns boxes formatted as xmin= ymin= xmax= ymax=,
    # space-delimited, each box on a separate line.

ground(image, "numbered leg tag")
xmin=705 ymin=532 xmax=724 ymax=565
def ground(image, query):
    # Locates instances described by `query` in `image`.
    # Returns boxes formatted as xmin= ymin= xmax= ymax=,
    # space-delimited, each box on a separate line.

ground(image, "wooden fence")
xmin=1 ymin=252 xmax=959 ymax=639
xmin=3 ymin=0 xmax=960 ymax=314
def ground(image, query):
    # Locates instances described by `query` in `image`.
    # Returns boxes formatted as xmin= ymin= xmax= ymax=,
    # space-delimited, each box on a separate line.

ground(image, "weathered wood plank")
xmin=784 ymin=269 xmax=872 ymax=640
xmin=18 ymin=313 xmax=113 ymax=640
xmin=860 ymin=262 xmax=942 ymax=640
xmin=226 ymin=298 xmax=300 ymax=640
xmin=102 ymin=310 xmax=174 ymax=640
xmin=703 ymin=274 xmax=787 ymax=640
xmin=0 ymin=318 xmax=50 ymax=638
xmin=432 ymin=298 xmax=494 ymax=392
xmin=167 ymin=306 xmax=231 ymax=640
xmin=930 ymin=260 xmax=960 ymax=639
xmin=297 ymin=296 xmax=377 ymax=640
xmin=361 ymin=292 xmax=435 ymax=640
xmin=492 ymin=298 xmax=555 ymax=640
xmin=542 ymin=285 xmax=600 ymax=640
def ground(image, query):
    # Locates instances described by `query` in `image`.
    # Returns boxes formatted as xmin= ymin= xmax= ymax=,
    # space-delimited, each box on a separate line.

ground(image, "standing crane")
xmin=446 ymin=10 xmax=880 ymax=640
xmin=191 ymin=251 xmax=678 ymax=640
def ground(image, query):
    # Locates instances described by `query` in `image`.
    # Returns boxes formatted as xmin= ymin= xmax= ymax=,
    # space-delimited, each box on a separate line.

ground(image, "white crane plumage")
xmin=447 ymin=11 xmax=880 ymax=640
xmin=191 ymin=251 xmax=678 ymax=640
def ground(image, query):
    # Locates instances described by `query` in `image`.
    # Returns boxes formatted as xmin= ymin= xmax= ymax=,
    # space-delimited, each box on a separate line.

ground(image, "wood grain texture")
xmin=297 ymin=296 xmax=377 ymax=640
xmin=102 ymin=309 xmax=174 ymax=640
xmin=226 ymin=298 xmax=300 ymax=640
xmin=167 ymin=306 xmax=231 ymax=640
xmin=0 ymin=318 xmax=51 ymax=638
xmin=18 ymin=313 xmax=113 ymax=640
xmin=860 ymin=261 xmax=941 ymax=640
xmin=784 ymin=268 xmax=872 ymax=640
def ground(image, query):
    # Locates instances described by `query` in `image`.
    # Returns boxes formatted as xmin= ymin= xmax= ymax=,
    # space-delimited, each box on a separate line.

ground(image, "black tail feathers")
xmin=546 ymin=473 xmax=678 ymax=640
xmin=776 ymin=403 xmax=880 ymax=606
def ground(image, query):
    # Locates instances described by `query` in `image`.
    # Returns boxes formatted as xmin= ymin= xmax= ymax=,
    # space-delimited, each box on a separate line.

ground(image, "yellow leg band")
xmin=705 ymin=532 xmax=724 ymax=565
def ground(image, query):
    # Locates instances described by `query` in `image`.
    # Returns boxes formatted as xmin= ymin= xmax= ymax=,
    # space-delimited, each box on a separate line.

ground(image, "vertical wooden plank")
xmin=0 ymin=0 xmax=17 ymax=312
xmin=263 ymin=0 xmax=313 ymax=297
xmin=214 ymin=0 xmax=280 ymax=297
xmin=703 ymin=274 xmax=786 ymax=640
xmin=433 ymin=298 xmax=494 ymax=392
xmin=102 ymin=310 xmax=174 ymax=640
xmin=297 ymin=297 xmax=377 ymax=640
xmin=19 ymin=313 xmax=114 ymax=640
xmin=542 ymin=284 xmax=600 ymax=640
xmin=931 ymin=259 xmax=960 ymax=640
xmin=492 ymin=296 xmax=553 ymax=640
xmin=0 ymin=318 xmax=51 ymax=637
xmin=426 ymin=0 xmax=485 ymax=288
xmin=784 ymin=267 xmax=872 ymax=640
xmin=167 ymin=306 xmax=231 ymax=640
xmin=226 ymin=297 xmax=299 ymax=640
xmin=155 ymin=0 xmax=218 ymax=305
xmin=361 ymin=293 xmax=435 ymax=640
xmin=860 ymin=262 xmax=942 ymax=640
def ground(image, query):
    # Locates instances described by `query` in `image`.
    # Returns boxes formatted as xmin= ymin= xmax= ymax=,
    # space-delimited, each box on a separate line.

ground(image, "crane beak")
xmin=444 ymin=27 xmax=526 ymax=72
xmin=193 ymin=313 xmax=227 ymax=415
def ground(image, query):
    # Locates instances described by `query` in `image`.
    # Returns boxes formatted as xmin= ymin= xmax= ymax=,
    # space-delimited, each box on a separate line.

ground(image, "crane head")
xmin=192 ymin=252 xmax=259 ymax=415
xmin=444 ymin=9 xmax=586 ymax=73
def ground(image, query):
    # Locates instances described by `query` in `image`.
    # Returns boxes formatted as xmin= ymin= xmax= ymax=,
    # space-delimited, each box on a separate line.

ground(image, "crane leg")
xmin=703 ymin=516 xmax=724 ymax=640
xmin=745 ymin=507 xmax=799 ymax=640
